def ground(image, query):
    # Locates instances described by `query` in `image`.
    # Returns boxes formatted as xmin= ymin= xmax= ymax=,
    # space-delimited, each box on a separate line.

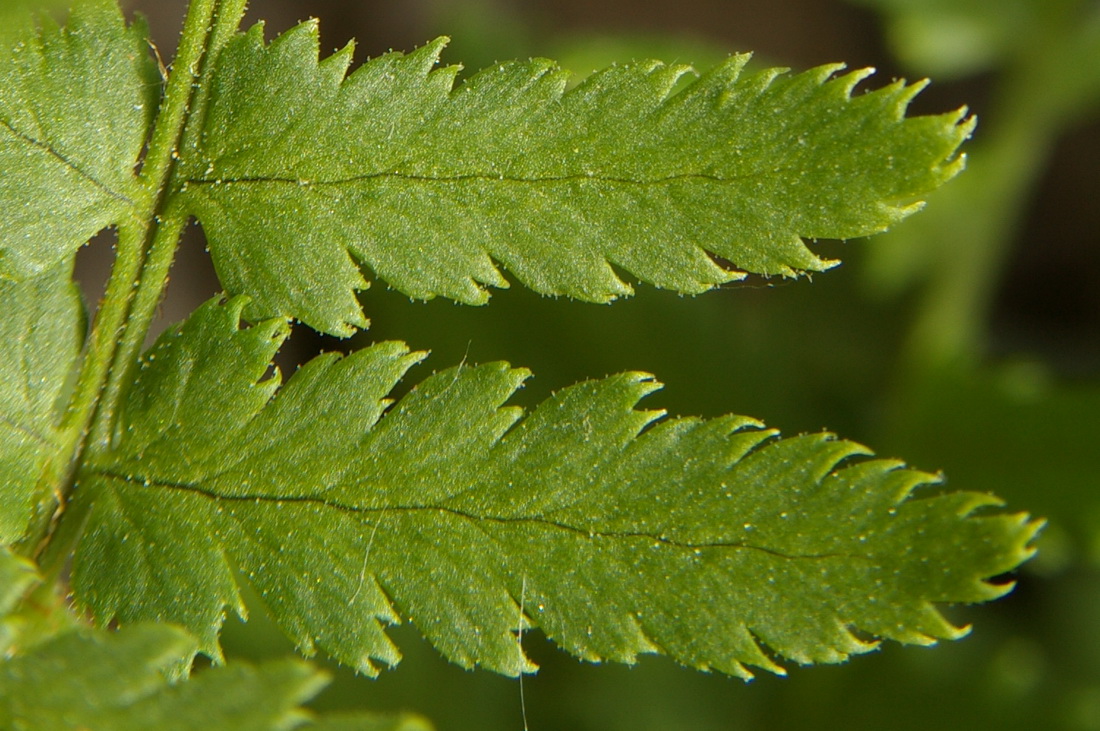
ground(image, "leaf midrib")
xmin=183 ymin=169 xmax=781 ymax=188
xmin=89 ymin=468 xmax=855 ymax=562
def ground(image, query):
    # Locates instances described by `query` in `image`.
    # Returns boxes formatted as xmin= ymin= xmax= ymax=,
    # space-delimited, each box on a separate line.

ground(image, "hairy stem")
xmin=88 ymin=0 xmax=250 ymax=454
xmin=24 ymin=0 xmax=248 ymax=568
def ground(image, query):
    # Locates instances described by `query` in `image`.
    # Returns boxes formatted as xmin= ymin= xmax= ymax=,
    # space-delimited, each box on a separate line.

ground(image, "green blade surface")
xmin=182 ymin=24 xmax=972 ymax=335
xmin=0 ymin=261 xmax=84 ymax=542
xmin=73 ymin=297 xmax=1038 ymax=678
xmin=0 ymin=0 xmax=159 ymax=278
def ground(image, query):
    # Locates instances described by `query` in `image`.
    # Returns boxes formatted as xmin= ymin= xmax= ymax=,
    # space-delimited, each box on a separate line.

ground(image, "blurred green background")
xmin=93 ymin=0 xmax=1100 ymax=728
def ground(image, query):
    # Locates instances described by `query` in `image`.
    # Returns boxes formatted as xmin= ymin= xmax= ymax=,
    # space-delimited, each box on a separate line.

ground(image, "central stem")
xmin=87 ymin=0 xmax=248 ymax=452
xmin=25 ymin=0 xmax=248 ymax=568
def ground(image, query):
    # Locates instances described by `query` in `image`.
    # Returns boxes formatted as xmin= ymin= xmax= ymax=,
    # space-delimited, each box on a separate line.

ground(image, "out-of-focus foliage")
xmin=857 ymin=0 xmax=1100 ymax=369
xmin=0 ymin=620 xmax=433 ymax=730
xmin=0 ymin=0 xmax=66 ymax=31
xmin=850 ymin=0 xmax=1100 ymax=84
xmin=0 ymin=547 xmax=37 ymax=654
xmin=851 ymin=0 xmax=1100 ymax=563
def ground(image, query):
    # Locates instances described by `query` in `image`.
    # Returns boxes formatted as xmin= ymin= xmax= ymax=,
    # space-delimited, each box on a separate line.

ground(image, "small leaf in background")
xmin=181 ymin=23 xmax=971 ymax=335
xmin=847 ymin=0 xmax=1036 ymax=77
xmin=0 ymin=0 xmax=160 ymax=278
xmin=849 ymin=0 xmax=1100 ymax=86
xmin=0 ymin=622 xmax=428 ymax=730
xmin=73 ymin=296 xmax=1038 ymax=678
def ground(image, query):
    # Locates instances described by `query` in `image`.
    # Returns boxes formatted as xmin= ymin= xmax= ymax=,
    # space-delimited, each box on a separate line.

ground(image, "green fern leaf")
xmin=0 ymin=622 xmax=417 ymax=730
xmin=181 ymin=23 xmax=972 ymax=335
xmin=74 ymin=297 xmax=1038 ymax=678
xmin=0 ymin=262 xmax=84 ymax=542
xmin=0 ymin=0 xmax=160 ymax=279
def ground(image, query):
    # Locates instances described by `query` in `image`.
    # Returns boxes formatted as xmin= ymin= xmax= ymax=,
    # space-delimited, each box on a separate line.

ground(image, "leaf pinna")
xmin=182 ymin=22 xmax=973 ymax=335
xmin=73 ymin=297 xmax=1038 ymax=677
xmin=0 ymin=617 xmax=429 ymax=730
xmin=0 ymin=0 xmax=159 ymax=279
